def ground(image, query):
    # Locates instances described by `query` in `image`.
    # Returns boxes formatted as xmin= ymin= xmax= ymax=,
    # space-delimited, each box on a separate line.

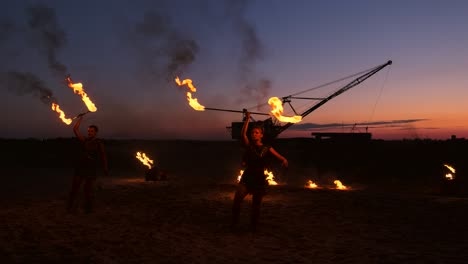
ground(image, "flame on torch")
xmin=305 ymin=180 xmax=318 ymax=189
xmin=175 ymin=76 xmax=205 ymax=111
xmin=443 ymin=164 xmax=455 ymax=180
xmin=51 ymin=103 xmax=72 ymax=125
xmin=334 ymin=180 xmax=348 ymax=190
xmin=136 ymin=152 xmax=154 ymax=169
xmin=268 ymin=97 xmax=302 ymax=123
xmin=187 ymin=92 xmax=205 ymax=111
xmin=66 ymin=76 xmax=97 ymax=112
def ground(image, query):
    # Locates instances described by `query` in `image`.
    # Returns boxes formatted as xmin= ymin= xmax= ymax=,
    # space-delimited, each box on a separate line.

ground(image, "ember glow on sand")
xmin=136 ymin=152 xmax=154 ymax=169
xmin=174 ymin=77 xmax=205 ymax=111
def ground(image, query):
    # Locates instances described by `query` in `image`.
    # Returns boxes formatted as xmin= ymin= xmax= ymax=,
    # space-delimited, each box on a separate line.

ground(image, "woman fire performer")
xmin=66 ymin=114 xmax=108 ymax=213
xmin=231 ymin=111 xmax=288 ymax=232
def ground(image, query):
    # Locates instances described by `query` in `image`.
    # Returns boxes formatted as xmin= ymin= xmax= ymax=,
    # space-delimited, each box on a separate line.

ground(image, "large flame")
xmin=305 ymin=180 xmax=318 ymax=189
xmin=51 ymin=103 xmax=72 ymax=125
xmin=334 ymin=180 xmax=348 ymax=190
xmin=136 ymin=152 xmax=154 ymax=169
xmin=187 ymin=92 xmax=205 ymax=111
xmin=175 ymin=77 xmax=196 ymax=92
xmin=175 ymin=76 xmax=205 ymax=111
xmin=66 ymin=76 xmax=97 ymax=112
xmin=236 ymin=169 xmax=278 ymax=185
xmin=268 ymin=97 xmax=302 ymax=123
xmin=443 ymin=164 xmax=455 ymax=180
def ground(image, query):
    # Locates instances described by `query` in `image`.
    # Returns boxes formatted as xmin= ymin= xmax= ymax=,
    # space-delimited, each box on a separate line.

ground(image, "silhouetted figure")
xmin=231 ymin=111 xmax=288 ymax=232
xmin=66 ymin=115 xmax=108 ymax=213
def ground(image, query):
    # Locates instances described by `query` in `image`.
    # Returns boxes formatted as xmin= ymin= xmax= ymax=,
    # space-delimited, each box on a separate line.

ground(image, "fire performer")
xmin=66 ymin=114 xmax=108 ymax=213
xmin=231 ymin=111 xmax=288 ymax=232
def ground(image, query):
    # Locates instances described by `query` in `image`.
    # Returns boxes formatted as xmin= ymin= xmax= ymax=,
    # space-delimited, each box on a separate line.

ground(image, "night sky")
xmin=2 ymin=0 xmax=468 ymax=140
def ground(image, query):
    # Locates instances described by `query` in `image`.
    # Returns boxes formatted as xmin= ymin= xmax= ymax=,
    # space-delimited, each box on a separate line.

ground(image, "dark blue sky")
xmin=2 ymin=0 xmax=468 ymax=140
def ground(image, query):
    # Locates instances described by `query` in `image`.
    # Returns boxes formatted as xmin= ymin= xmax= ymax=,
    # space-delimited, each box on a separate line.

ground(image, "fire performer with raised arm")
xmin=231 ymin=111 xmax=288 ymax=232
xmin=66 ymin=113 xmax=108 ymax=214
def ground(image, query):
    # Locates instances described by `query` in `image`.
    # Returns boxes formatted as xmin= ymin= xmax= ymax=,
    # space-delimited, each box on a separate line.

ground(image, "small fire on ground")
xmin=305 ymin=180 xmax=318 ymax=189
xmin=443 ymin=164 xmax=455 ymax=180
xmin=334 ymin=180 xmax=348 ymax=190
xmin=237 ymin=169 xmax=278 ymax=185
xmin=305 ymin=179 xmax=349 ymax=190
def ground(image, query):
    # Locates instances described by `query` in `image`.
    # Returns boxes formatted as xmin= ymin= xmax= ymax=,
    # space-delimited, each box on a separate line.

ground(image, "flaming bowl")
xmin=145 ymin=167 xmax=168 ymax=182
xmin=439 ymin=163 xmax=468 ymax=197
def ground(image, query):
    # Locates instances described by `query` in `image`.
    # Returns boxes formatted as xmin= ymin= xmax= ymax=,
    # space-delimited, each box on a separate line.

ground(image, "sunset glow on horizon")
xmin=2 ymin=1 xmax=468 ymax=140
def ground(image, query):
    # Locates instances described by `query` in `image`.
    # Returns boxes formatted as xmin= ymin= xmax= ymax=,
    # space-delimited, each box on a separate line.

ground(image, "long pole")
xmin=204 ymin=107 xmax=270 ymax=116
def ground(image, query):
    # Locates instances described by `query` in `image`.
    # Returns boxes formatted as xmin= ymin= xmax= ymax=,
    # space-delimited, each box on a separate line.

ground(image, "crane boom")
xmin=277 ymin=60 xmax=392 ymax=136
xmin=228 ymin=60 xmax=393 ymax=142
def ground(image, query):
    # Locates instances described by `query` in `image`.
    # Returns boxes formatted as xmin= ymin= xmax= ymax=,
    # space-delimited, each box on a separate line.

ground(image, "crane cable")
xmin=243 ymin=63 xmax=385 ymax=113
xmin=365 ymin=65 xmax=392 ymax=128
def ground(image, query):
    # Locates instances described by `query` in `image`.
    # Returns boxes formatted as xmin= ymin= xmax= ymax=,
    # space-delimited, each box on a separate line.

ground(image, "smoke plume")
xmin=0 ymin=71 xmax=57 ymax=104
xmin=236 ymin=78 xmax=271 ymax=111
xmin=225 ymin=0 xmax=270 ymax=108
xmin=25 ymin=4 xmax=68 ymax=77
xmin=134 ymin=10 xmax=199 ymax=80
xmin=226 ymin=0 xmax=264 ymax=79
xmin=0 ymin=19 xmax=16 ymax=43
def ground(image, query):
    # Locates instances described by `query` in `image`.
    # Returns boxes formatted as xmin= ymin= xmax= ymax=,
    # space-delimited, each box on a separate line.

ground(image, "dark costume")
xmin=67 ymin=137 xmax=104 ymax=213
xmin=74 ymin=137 xmax=104 ymax=178
xmin=240 ymin=144 xmax=271 ymax=193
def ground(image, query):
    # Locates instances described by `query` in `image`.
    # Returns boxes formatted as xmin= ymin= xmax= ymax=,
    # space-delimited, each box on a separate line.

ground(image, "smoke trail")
xmin=225 ymin=0 xmax=270 ymax=108
xmin=165 ymin=33 xmax=199 ymax=79
xmin=25 ymin=3 xmax=68 ymax=77
xmin=0 ymin=71 xmax=57 ymax=104
xmin=134 ymin=10 xmax=199 ymax=80
xmin=226 ymin=0 xmax=264 ymax=79
xmin=0 ymin=19 xmax=16 ymax=43
xmin=236 ymin=78 xmax=271 ymax=110
xmin=237 ymin=19 xmax=264 ymax=77
xmin=135 ymin=11 xmax=169 ymax=37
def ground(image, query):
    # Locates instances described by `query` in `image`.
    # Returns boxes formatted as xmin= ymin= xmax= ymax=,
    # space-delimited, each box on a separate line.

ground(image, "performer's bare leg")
xmin=67 ymin=175 xmax=83 ymax=213
xmin=251 ymin=191 xmax=264 ymax=232
xmin=231 ymin=184 xmax=249 ymax=230
xmin=83 ymin=178 xmax=96 ymax=213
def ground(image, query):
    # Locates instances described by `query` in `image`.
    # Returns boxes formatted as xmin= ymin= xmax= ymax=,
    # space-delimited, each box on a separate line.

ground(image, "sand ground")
xmin=1 ymin=139 xmax=467 ymax=263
